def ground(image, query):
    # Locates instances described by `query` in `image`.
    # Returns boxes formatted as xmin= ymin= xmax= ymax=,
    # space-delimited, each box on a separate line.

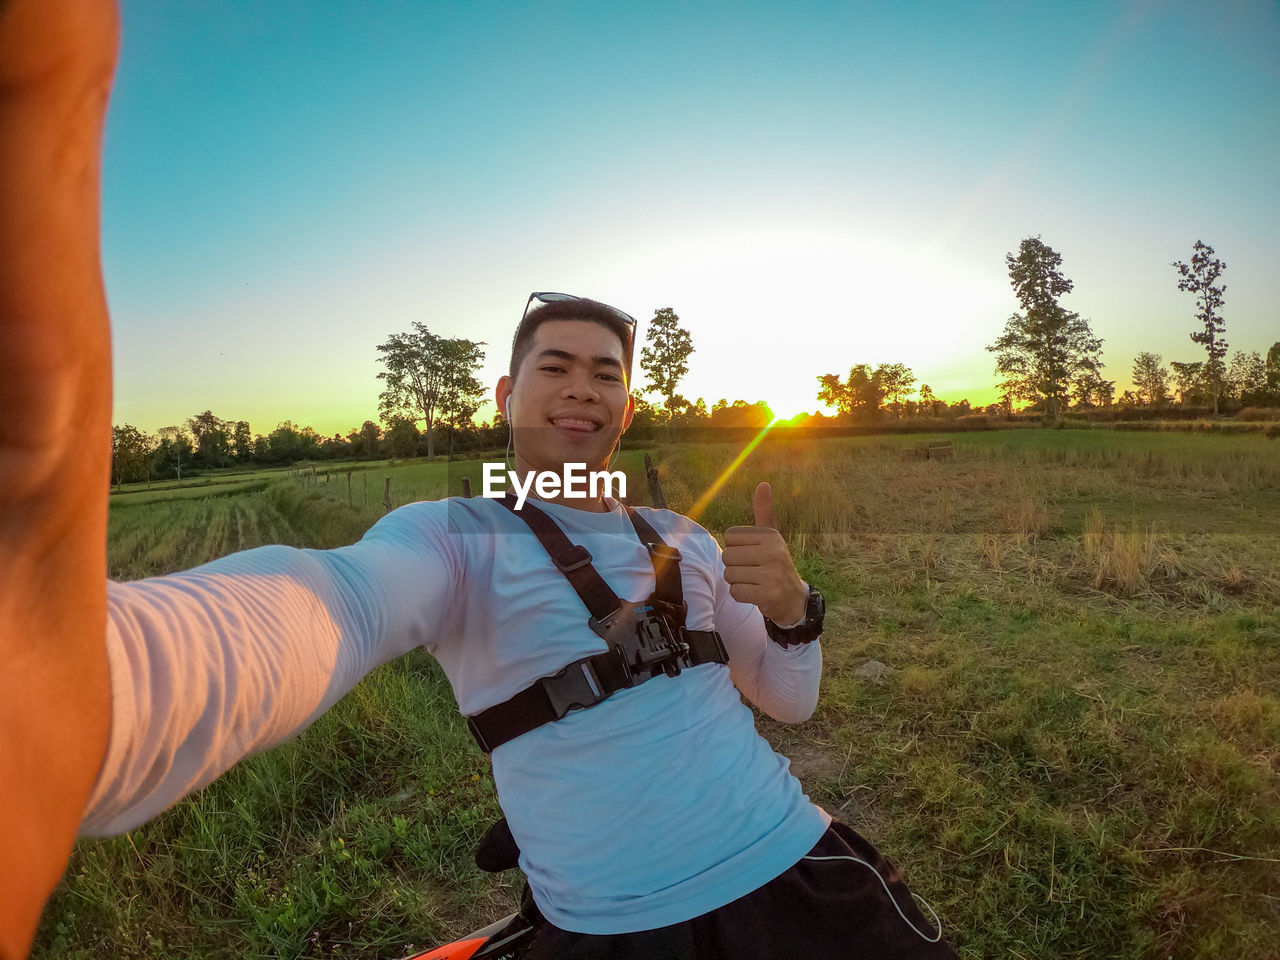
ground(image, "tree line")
xmin=814 ymin=237 xmax=1276 ymax=425
xmin=111 ymin=236 xmax=1278 ymax=485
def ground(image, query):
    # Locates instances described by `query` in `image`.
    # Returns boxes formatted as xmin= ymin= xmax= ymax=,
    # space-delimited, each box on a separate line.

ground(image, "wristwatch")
xmin=764 ymin=584 xmax=825 ymax=648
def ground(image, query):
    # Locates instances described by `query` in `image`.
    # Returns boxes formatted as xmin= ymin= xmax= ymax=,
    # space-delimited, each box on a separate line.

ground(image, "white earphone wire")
xmin=800 ymin=854 xmax=943 ymax=943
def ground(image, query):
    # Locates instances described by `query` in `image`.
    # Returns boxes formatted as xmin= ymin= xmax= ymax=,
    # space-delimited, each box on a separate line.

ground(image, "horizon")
xmin=104 ymin=2 xmax=1279 ymax=438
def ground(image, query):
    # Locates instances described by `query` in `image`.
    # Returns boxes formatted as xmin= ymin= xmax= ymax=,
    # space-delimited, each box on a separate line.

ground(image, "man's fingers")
xmin=728 ymin=581 xmax=765 ymax=606
xmin=753 ymin=481 xmax=776 ymax=530
xmin=721 ymin=544 xmax=777 ymax=568
xmin=721 ymin=563 xmax=767 ymax=585
xmin=724 ymin=526 xmax=781 ymax=546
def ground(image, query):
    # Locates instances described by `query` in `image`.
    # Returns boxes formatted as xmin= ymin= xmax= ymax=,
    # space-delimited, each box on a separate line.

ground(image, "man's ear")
xmin=495 ymin=376 xmax=513 ymax=420
xmin=621 ymin=393 xmax=636 ymax=433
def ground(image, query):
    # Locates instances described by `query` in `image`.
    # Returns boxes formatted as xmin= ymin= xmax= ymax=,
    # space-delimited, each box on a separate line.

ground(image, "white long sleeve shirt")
xmin=82 ymin=494 xmax=830 ymax=934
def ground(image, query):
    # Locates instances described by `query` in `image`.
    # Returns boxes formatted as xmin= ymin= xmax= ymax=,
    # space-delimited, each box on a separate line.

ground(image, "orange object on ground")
xmin=401 ymin=937 xmax=488 ymax=960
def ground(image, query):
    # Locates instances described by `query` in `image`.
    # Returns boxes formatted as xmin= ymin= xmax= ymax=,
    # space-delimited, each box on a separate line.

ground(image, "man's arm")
xmin=81 ymin=505 xmax=463 ymax=836
xmin=715 ymin=481 xmax=821 ymax=722
xmin=713 ymin=560 xmax=823 ymax=724
xmin=0 ymin=1 xmax=118 ymax=956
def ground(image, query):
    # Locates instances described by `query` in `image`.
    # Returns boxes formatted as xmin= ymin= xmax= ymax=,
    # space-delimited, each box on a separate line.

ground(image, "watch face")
xmin=809 ymin=589 xmax=825 ymax=621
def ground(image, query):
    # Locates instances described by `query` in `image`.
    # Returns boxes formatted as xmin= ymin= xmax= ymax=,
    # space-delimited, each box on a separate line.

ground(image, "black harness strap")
xmin=495 ymin=494 xmax=621 ymax=622
xmin=624 ymin=505 xmax=686 ymax=624
xmin=467 ymin=495 xmax=728 ymax=753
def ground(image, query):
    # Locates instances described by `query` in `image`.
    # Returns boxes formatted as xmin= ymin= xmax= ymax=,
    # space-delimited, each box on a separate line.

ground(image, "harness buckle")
xmin=553 ymin=545 xmax=593 ymax=574
xmin=645 ymin=542 xmax=682 ymax=563
xmin=466 ymin=715 xmax=495 ymax=754
xmin=539 ymin=660 xmax=605 ymax=719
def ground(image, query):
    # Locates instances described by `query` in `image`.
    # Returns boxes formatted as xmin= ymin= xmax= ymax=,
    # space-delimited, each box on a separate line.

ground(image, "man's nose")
xmin=561 ymin=371 xmax=601 ymax=401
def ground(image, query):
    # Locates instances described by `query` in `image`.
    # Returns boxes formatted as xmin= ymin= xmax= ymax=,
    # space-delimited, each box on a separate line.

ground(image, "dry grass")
xmin=38 ymin=430 xmax=1280 ymax=960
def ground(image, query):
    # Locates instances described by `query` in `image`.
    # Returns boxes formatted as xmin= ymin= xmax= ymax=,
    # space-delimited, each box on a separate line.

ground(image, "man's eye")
xmin=598 ymin=373 xmax=620 ymax=382
xmin=540 ymin=365 xmax=564 ymax=374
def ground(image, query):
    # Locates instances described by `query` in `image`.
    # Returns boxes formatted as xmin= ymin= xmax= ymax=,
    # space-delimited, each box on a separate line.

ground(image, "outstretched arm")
xmin=81 ymin=507 xmax=463 ymax=837
xmin=0 ymin=0 xmax=119 ymax=956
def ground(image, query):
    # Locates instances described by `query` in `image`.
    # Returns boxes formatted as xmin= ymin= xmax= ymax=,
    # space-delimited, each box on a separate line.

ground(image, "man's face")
xmin=497 ymin=319 xmax=635 ymax=474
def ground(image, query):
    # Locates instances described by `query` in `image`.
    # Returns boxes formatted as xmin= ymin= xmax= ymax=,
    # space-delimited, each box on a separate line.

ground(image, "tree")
xmin=1173 ymin=240 xmax=1227 ymax=416
xmin=231 ymin=420 xmax=252 ymax=462
xmin=917 ymin=384 xmax=943 ymax=418
xmin=386 ymin=416 xmax=420 ymax=459
xmin=435 ymin=338 xmax=486 ymax=459
xmin=708 ymin=399 xmax=769 ymax=429
xmin=1226 ymin=351 xmax=1268 ymax=407
xmin=816 ymin=364 xmax=895 ymax=421
xmin=640 ymin=307 xmax=694 ymax=414
xmin=847 ymin=364 xmax=885 ymax=419
xmin=1170 ymin=361 xmax=1209 ymax=405
xmin=111 ymin=424 xmax=154 ymax=489
xmin=155 ymin=425 xmax=192 ymax=480
xmin=186 ymin=410 xmax=229 ymax=469
xmin=1071 ymin=367 xmax=1114 ymax=409
xmin=1267 ymin=342 xmax=1280 ymax=405
xmin=1131 ymin=352 xmax=1170 ymax=407
xmin=349 ymin=420 xmax=382 ymax=459
xmin=816 ymin=373 xmax=853 ymax=420
xmin=376 ymin=323 xmax=487 ymax=458
xmin=877 ymin=363 xmax=916 ymax=418
xmin=986 ymin=237 xmax=1105 ymax=424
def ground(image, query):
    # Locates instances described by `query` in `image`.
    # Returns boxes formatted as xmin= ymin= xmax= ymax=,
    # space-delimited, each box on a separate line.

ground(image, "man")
xmin=0 ymin=2 xmax=956 ymax=957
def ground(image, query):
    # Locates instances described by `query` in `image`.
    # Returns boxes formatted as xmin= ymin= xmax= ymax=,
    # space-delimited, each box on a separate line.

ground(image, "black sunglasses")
xmin=519 ymin=292 xmax=637 ymax=337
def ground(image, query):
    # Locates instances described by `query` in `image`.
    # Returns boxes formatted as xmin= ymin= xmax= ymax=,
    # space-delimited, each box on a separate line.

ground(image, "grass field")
xmin=36 ymin=430 xmax=1280 ymax=959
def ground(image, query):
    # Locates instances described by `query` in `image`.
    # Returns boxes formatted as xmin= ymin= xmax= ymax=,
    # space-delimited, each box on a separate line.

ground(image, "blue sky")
xmin=103 ymin=1 xmax=1280 ymax=435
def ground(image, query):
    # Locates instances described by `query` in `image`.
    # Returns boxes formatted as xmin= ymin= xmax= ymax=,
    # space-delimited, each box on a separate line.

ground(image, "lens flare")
xmin=685 ymin=420 xmax=780 ymax=524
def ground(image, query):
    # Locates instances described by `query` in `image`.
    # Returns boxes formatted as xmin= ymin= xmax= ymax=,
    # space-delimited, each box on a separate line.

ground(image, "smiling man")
xmin=0 ymin=1 xmax=957 ymax=957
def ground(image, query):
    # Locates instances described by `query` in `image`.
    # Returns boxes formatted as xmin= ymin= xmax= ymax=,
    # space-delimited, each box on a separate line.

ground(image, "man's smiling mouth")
xmin=548 ymin=417 xmax=602 ymax=432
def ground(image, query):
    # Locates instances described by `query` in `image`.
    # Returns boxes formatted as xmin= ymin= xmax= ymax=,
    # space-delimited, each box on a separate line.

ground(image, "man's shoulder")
xmin=367 ymin=495 xmax=513 ymax=543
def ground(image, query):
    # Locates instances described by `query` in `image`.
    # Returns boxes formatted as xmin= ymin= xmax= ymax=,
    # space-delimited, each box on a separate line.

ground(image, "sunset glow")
xmin=102 ymin=4 xmax=1278 ymax=437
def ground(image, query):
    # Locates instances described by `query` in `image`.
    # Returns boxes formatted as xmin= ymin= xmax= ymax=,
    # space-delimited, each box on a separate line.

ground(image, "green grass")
xmin=36 ymin=431 xmax=1280 ymax=959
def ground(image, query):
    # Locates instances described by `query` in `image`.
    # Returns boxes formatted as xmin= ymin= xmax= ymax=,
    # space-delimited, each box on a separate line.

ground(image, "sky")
xmin=103 ymin=0 xmax=1280 ymax=437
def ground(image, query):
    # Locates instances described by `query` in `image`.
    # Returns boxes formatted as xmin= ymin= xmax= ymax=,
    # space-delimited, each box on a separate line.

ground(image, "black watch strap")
xmin=764 ymin=585 xmax=825 ymax=648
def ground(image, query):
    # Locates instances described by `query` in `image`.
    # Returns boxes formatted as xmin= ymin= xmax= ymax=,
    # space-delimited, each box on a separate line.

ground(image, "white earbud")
xmin=504 ymin=397 xmax=511 ymax=421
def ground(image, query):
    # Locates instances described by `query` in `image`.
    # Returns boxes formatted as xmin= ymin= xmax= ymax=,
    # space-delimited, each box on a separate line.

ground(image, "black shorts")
xmin=523 ymin=819 xmax=959 ymax=959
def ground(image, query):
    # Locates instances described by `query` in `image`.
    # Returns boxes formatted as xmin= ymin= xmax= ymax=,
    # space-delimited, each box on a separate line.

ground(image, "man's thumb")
xmin=753 ymin=481 xmax=776 ymax=530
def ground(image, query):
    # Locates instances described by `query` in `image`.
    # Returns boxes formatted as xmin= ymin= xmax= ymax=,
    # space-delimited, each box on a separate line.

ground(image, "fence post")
xmin=461 ymin=476 xmax=472 ymax=498
xmin=346 ymin=470 xmax=353 ymax=506
xmin=384 ymin=477 xmax=392 ymax=513
xmin=363 ymin=473 xmax=368 ymax=508
xmin=645 ymin=454 xmax=666 ymax=508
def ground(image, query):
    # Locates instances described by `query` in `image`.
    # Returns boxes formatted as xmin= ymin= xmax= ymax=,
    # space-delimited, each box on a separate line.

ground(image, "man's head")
xmin=496 ymin=295 xmax=637 ymax=475
xmin=507 ymin=296 xmax=635 ymax=384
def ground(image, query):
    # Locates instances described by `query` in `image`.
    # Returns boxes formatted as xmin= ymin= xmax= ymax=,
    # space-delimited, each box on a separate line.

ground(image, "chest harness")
xmin=465 ymin=495 xmax=730 ymax=753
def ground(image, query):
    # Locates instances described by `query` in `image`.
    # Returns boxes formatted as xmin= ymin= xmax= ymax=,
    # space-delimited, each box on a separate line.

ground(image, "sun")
xmin=765 ymin=389 xmax=816 ymax=424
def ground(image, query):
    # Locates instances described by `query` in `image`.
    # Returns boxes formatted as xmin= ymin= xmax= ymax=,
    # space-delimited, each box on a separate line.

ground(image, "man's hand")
xmin=0 ymin=1 xmax=119 ymax=956
xmin=722 ymin=482 xmax=808 ymax=626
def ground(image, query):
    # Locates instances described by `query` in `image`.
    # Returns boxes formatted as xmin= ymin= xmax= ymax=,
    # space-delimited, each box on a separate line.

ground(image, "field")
xmin=35 ymin=431 xmax=1280 ymax=959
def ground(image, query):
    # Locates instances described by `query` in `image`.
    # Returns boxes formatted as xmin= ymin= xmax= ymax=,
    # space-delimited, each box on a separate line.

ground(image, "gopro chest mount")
xmin=464 ymin=494 xmax=729 ymax=754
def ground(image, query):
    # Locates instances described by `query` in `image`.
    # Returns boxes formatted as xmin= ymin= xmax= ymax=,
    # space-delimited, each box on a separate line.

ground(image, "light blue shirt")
xmin=85 ymin=495 xmax=830 ymax=934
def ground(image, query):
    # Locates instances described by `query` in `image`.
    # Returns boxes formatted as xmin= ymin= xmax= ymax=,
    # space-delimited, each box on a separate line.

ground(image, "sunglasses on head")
xmin=519 ymin=292 xmax=637 ymax=337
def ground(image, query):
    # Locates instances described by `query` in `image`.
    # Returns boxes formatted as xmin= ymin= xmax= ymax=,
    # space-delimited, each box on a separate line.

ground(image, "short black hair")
xmin=508 ymin=298 xmax=635 ymax=384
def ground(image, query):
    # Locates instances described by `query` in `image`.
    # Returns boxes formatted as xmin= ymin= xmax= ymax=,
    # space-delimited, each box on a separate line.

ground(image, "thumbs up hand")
xmin=722 ymin=482 xmax=808 ymax=626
